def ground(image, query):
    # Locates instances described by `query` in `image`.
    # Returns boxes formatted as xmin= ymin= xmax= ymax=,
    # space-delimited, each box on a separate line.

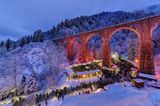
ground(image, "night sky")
xmin=0 ymin=0 xmax=160 ymax=41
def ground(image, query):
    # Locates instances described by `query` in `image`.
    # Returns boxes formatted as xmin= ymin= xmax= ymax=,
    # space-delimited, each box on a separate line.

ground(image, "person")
xmin=38 ymin=104 xmax=41 ymax=106
xmin=35 ymin=94 xmax=39 ymax=104
xmin=62 ymin=94 xmax=64 ymax=101
xmin=57 ymin=91 xmax=60 ymax=101
xmin=45 ymin=93 xmax=49 ymax=106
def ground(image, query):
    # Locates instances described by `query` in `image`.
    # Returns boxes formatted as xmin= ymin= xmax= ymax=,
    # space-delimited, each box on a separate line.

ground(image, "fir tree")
xmin=0 ymin=41 xmax=4 ymax=47
xmin=19 ymin=37 xmax=26 ymax=47
xmin=5 ymin=39 xmax=11 ymax=50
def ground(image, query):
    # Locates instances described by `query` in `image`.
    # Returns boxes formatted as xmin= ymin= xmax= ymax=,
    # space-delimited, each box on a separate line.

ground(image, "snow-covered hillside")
xmin=39 ymin=83 xmax=160 ymax=106
xmin=0 ymin=41 xmax=68 ymax=94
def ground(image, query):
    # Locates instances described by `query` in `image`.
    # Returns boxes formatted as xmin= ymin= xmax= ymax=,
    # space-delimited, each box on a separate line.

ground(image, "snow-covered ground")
xmin=2 ymin=63 xmax=160 ymax=106
xmin=37 ymin=83 xmax=160 ymax=106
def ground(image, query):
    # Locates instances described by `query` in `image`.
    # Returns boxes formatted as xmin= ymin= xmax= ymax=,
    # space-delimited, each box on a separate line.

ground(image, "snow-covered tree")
xmin=43 ymin=41 xmax=69 ymax=89
xmin=0 ymin=41 xmax=69 ymax=93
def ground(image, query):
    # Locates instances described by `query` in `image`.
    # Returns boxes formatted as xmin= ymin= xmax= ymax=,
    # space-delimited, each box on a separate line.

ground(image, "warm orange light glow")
xmin=135 ymin=59 xmax=138 ymax=63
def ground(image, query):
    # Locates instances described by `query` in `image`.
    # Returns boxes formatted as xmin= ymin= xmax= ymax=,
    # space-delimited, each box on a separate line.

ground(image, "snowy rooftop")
xmin=133 ymin=79 xmax=144 ymax=83
xmin=76 ymin=69 xmax=101 ymax=75
xmin=139 ymin=73 xmax=157 ymax=80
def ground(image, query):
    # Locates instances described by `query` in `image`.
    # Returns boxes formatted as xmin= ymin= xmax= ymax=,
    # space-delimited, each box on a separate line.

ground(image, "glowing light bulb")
xmin=135 ymin=59 xmax=138 ymax=63
xmin=112 ymin=54 xmax=116 ymax=58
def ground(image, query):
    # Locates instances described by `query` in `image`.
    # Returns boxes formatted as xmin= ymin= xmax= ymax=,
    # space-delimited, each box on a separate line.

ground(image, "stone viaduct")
xmin=54 ymin=15 xmax=160 ymax=74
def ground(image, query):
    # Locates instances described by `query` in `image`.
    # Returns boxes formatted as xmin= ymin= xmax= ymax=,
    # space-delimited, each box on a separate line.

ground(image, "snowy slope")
xmin=61 ymin=84 xmax=148 ymax=106
xmin=39 ymin=83 xmax=160 ymax=106
xmin=0 ymin=41 xmax=68 ymax=93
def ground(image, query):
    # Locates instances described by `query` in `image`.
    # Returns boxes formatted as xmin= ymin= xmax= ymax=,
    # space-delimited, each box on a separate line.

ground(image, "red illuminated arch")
xmin=85 ymin=33 xmax=105 ymax=61
xmin=109 ymin=27 xmax=141 ymax=70
xmin=68 ymin=37 xmax=82 ymax=64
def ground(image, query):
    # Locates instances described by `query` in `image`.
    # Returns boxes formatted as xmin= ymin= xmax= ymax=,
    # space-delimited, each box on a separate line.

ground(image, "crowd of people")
xmin=0 ymin=89 xmax=24 ymax=102
xmin=34 ymin=78 xmax=108 ymax=106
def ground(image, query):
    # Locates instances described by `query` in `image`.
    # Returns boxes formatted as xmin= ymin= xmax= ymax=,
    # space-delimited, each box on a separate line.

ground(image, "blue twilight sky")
xmin=0 ymin=0 xmax=160 ymax=41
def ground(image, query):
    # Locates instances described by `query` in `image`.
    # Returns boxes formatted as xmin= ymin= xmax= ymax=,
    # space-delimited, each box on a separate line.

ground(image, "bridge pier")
xmin=103 ymin=41 xmax=112 ymax=67
xmin=140 ymin=40 xmax=155 ymax=74
xmin=80 ymin=43 xmax=89 ymax=63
